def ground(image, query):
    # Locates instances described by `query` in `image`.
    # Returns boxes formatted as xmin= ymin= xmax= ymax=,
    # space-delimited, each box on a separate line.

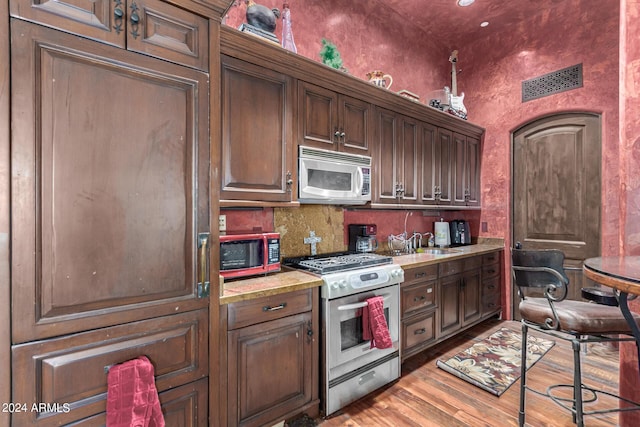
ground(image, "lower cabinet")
xmin=222 ymin=288 xmax=320 ymax=427
xmin=400 ymin=264 xmax=438 ymax=361
xmin=400 ymin=250 xmax=503 ymax=363
xmin=10 ymin=309 xmax=209 ymax=426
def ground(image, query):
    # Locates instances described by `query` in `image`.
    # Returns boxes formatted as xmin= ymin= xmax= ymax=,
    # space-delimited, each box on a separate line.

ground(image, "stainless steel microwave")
xmin=298 ymin=146 xmax=372 ymax=205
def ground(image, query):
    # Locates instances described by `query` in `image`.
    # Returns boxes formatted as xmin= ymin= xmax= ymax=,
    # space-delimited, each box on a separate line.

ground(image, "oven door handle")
xmin=337 ymin=293 xmax=391 ymax=311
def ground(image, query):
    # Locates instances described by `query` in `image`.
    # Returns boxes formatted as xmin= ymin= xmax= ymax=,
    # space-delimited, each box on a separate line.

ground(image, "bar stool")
xmin=511 ymin=247 xmax=640 ymax=426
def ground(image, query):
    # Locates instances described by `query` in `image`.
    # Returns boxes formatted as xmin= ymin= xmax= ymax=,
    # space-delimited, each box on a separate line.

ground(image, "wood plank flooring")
xmin=316 ymin=319 xmax=621 ymax=427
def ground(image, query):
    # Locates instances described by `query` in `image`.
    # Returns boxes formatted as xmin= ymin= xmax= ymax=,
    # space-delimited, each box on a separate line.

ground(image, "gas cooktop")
xmin=283 ymin=252 xmax=393 ymax=275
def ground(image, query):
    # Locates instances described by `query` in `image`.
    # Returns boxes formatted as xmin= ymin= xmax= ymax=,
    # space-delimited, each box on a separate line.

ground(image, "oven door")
xmin=324 ymin=284 xmax=399 ymax=378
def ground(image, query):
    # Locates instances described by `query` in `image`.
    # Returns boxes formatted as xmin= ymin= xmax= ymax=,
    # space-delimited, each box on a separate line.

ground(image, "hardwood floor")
xmin=316 ymin=319 xmax=621 ymax=426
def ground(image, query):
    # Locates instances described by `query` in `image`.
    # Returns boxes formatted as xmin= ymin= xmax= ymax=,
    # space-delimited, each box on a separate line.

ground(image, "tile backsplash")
xmin=221 ymin=205 xmax=484 ymax=257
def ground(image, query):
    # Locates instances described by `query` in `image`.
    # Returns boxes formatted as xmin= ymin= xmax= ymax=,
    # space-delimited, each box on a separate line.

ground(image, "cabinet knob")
xmin=129 ymin=2 xmax=141 ymax=39
xmin=113 ymin=0 xmax=124 ymax=34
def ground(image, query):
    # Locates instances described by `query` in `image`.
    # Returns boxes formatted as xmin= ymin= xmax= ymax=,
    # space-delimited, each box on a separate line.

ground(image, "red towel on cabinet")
xmin=362 ymin=296 xmax=393 ymax=349
xmin=106 ymin=355 xmax=165 ymax=427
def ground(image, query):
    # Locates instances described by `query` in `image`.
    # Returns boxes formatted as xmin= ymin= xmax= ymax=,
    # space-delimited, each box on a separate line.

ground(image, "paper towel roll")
xmin=434 ymin=221 xmax=450 ymax=247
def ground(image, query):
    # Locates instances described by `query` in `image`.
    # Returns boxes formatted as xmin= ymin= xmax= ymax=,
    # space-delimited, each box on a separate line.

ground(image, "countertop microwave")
xmin=219 ymin=232 xmax=280 ymax=279
xmin=298 ymin=146 xmax=372 ymax=205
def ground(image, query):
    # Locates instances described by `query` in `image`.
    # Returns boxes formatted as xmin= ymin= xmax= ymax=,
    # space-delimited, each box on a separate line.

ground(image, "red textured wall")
xmin=223 ymin=0 xmax=450 ymax=101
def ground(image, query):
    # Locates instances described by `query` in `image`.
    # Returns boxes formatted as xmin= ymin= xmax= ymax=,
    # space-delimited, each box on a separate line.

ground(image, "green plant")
xmin=319 ymin=38 xmax=344 ymax=70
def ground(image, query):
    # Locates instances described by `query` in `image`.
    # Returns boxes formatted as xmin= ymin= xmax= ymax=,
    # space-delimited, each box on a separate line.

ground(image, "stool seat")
xmin=520 ymin=297 xmax=640 ymax=334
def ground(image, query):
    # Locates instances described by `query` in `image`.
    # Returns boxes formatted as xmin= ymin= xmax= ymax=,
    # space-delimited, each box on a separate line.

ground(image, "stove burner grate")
xmin=286 ymin=252 xmax=392 ymax=274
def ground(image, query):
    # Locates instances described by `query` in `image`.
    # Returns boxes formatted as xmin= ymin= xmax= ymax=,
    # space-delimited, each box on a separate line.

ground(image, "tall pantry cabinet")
xmin=6 ymin=0 xmax=232 ymax=424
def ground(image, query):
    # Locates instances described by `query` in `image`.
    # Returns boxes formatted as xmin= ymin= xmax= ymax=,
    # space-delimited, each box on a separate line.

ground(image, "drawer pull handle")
xmin=487 ymin=285 xmax=496 ymax=290
xmin=487 ymin=269 xmax=495 ymax=274
xmin=414 ymin=328 xmax=426 ymax=335
xmin=263 ymin=303 xmax=287 ymax=312
xmin=414 ymin=295 xmax=426 ymax=302
xmin=415 ymin=272 xmax=426 ymax=278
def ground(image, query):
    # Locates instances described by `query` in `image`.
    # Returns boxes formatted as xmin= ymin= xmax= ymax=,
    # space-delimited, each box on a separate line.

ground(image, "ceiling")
xmin=374 ymin=0 xmax=568 ymax=49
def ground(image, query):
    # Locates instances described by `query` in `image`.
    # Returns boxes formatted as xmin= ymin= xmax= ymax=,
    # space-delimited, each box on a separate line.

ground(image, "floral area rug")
xmin=436 ymin=327 xmax=555 ymax=396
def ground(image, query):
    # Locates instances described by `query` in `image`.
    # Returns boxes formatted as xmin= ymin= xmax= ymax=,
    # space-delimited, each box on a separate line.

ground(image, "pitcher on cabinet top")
xmin=366 ymin=70 xmax=393 ymax=89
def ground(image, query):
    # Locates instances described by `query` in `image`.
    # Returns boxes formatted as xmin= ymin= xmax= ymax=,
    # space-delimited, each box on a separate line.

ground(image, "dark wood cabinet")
xmin=400 ymin=251 xmax=501 ymax=363
xmin=11 ymin=310 xmax=209 ymax=425
xmin=481 ymin=251 xmax=503 ymax=316
xmin=422 ymin=127 xmax=454 ymax=205
xmin=220 ymin=55 xmax=295 ymax=203
xmin=374 ymin=108 xmax=420 ymax=205
xmin=9 ymin=16 xmax=212 ymax=426
xmin=10 ymin=0 xmax=209 ymax=71
xmin=298 ymin=82 xmax=372 ymax=155
xmin=400 ymin=264 xmax=438 ymax=361
xmin=223 ymin=288 xmax=320 ymax=427
xmin=453 ymin=132 xmax=481 ymax=207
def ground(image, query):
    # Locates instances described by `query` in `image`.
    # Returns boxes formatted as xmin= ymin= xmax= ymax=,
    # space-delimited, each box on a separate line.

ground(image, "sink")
xmin=418 ymin=248 xmax=462 ymax=255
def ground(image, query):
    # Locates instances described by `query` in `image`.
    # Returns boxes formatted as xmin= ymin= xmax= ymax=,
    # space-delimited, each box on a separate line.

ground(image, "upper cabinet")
xmin=453 ymin=132 xmax=481 ymax=207
xmin=298 ymin=82 xmax=372 ymax=155
xmin=217 ymin=27 xmax=484 ymax=209
xmin=374 ymin=108 xmax=420 ymax=205
xmin=220 ymin=55 xmax=295 ymax=204
xmin=10 ymin=0 xmax=210 ymax=71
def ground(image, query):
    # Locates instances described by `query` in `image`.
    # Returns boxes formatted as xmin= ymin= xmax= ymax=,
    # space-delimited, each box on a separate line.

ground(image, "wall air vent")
xmin=522 ymin=63 xmax=583 ymax=102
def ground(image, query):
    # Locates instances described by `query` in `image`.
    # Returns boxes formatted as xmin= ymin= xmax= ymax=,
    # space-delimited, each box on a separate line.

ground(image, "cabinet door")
xmin=340 ymin=95 xmax=372 ymax=155
xmin=10 ymin=0 xmax=124 ymax=47
xmin=453 ymin=133 xmax=481 ymax=207
xmin=221 ymin=56 xmax=294 ymax=202
xmin=399 ymin=116 xmax=419 ymax=203
xmin=10 ymin=20 xmax=210 ymax=342
xmin=374 ymin=108 xmax=399 ymax=204
xmin=228 ymin=312 xmax=314 ymax=427
xmin=10 ymin=0 xmax=209 ymax=71
xmin=439 ymin=275 xmax=461 ymax=336
xmin=420 ymin=123 xmax=438 ymax=203
xmin=298 ymin=82 xmax=339 ymax=150
xmin=436 ymin=128 xmax=454 ymax=204
xmin=125 ymin=0 xmax=209 ymax=71
xmin=461 ymin=268 xmax=482 ymax=325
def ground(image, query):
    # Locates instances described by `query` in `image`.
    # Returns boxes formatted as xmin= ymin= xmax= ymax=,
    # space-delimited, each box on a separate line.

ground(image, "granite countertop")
xmin=391 ymin=243 xmax=505 ymax=268
xmin=219 ymin=242 xmax=505 ymax=305
xmin=219 ymin=270 xmax=322 ymax=305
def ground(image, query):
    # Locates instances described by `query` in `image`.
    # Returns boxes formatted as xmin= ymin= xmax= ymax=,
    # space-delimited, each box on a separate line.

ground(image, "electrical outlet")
xmin=481 ymin=222 xmax=488 ymax=232
xmin=219 ymin=215 xmax=227 ymax=232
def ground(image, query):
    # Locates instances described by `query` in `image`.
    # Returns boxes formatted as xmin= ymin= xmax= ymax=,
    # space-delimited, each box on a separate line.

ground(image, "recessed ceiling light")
xmin=457 ymin=0 xmax=475 ymax=6
xmin=480 ymin=21 xmax=489 ymax=27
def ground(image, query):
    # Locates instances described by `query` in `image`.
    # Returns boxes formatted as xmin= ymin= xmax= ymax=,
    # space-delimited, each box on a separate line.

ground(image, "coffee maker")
xmin=348 ymin=224 xmax=379 ymax=253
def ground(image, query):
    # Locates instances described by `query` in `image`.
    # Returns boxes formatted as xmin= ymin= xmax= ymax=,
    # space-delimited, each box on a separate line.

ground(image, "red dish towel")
xmin=106 ymin=355 xmax=165 ymax=427
xmin=362 ymin=296 xmax=393 ymax=349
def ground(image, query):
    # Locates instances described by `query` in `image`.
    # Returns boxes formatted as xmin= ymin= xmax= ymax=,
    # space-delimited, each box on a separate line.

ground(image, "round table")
xmin=583 ymin=256 xmax=640 ymax=372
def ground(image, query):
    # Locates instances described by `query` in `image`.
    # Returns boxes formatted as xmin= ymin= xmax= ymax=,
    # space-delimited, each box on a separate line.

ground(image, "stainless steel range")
xmin=284 ymin=252 xmax=404 ymax=416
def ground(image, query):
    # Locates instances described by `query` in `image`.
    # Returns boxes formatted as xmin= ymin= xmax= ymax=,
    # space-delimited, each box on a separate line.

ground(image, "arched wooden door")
xmin=512 ymin=113 xmax=601 ymax=314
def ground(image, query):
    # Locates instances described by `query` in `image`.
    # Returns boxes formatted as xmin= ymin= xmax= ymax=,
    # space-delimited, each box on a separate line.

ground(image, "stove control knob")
xmin=339 ymin=280 xmax=347 ymax=288
xmin=330 ymin=281 xmax=339 ymax=289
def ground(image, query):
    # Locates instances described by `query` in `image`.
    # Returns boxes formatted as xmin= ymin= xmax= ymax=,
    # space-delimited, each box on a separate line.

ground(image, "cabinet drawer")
xmin=402 ymin=281 xmax=436 ymax=317
xmin=402 ymin=264 xmax=438 ymax=286
xmin=482 ymin=263 xmax=500 ymax=280
xmin=403 ymin=311 xmax=437 ymax=351
xmin=227 ymin=288 xmax=313 ymax=330
xmin=11 ymin=309 xmax=208 ymax=426
xmin=463 ymin=256 xmax=482 ymax=271
xmin=482 ymin=292 xmax=502 ymax=314
xmin=439 ymin=260 xmax=463 ymax=277
xmin=482 ymin=251 xmax=501 ymax=266
xmin=57 ymin=378 xmax=209 ymax=427
xmin=482 ymin=276 xmax=501 ymax=297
